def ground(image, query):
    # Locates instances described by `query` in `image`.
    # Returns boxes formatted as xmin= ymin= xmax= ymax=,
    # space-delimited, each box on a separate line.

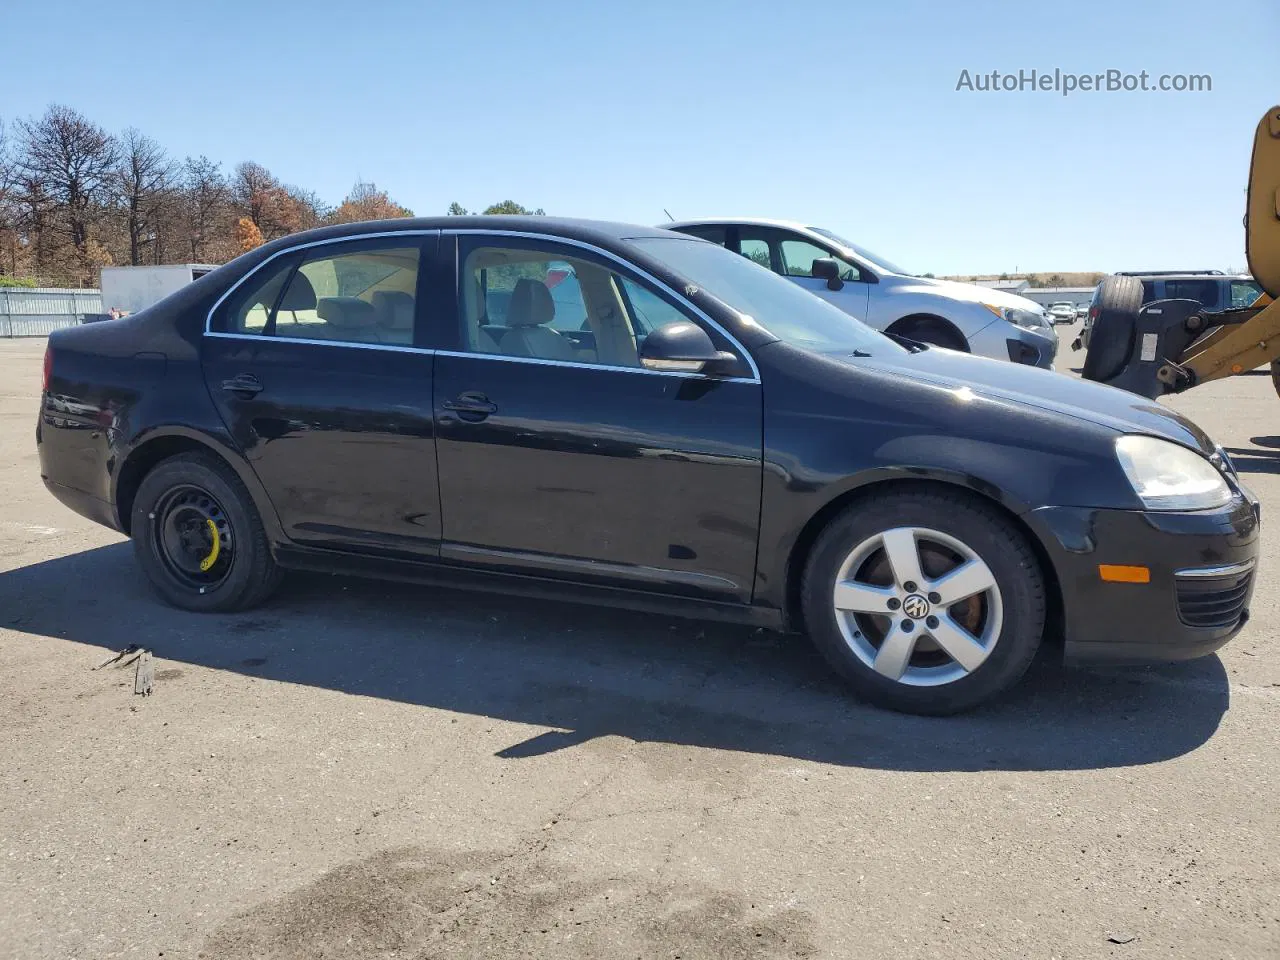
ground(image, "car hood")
xmin=886 ymin=275 xmax=1044 ymax=312
xmin=856 ymin=345 xmax=1216 ymax=455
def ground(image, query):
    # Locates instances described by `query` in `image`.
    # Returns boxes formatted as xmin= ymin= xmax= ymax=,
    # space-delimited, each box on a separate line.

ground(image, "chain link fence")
xmin=0 ymin=288 xmax=103 ymax=337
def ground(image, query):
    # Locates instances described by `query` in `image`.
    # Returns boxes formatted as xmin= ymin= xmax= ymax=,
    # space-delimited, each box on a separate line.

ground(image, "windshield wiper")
xmin=883 ymin=332 xmax=929 ymax=352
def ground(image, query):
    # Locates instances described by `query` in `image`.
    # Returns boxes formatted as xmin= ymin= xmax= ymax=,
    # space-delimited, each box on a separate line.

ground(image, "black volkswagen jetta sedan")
xmin=37 ymin=217 xmax=1260 ymax=714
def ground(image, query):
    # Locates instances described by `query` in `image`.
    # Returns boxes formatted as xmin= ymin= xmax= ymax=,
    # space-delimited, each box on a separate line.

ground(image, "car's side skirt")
xmin=273 ymin=545 xmax=786 ymax=630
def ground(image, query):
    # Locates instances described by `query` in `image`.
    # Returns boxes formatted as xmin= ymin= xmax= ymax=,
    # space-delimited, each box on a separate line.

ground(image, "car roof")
xmin=248 ymin=216 xmax=688 ymax=258
xmin=1117 ymin=271 xmax=1254 ymax=281
xmin=666 ymin=217 xmax=818 ymax=232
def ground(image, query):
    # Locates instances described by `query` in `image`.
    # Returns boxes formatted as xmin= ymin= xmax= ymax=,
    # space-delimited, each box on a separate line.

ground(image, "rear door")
xmin=201 ymin=232 xmax=443 ymax=557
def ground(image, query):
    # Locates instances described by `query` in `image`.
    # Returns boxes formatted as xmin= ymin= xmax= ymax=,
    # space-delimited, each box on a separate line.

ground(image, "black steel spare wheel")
xmin=131 ymin=451 xmax=282 ymax=612
xmin=153 ymin=484 xmax=233 ymax=589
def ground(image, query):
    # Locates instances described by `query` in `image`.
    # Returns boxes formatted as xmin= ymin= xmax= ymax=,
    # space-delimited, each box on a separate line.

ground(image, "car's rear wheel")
xmin=801 ymin=489 xmax=1045 ymax=715
xmin=131 ymin=452 xmax=281 ymax=612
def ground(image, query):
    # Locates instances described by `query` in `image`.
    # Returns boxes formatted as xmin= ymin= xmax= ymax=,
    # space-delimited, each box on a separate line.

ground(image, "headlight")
xmin=1115 ymin=435 xmax=1232 ymax=510
xmin=983 ymin=303 xmax=1052 ymax=332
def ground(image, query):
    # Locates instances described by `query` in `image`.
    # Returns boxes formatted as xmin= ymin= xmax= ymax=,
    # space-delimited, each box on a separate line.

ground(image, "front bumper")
xmin=1026 ymin=490 xmax=1260 ymax=662
xmin=1005 ymin=325 xmax=1058 ymax=368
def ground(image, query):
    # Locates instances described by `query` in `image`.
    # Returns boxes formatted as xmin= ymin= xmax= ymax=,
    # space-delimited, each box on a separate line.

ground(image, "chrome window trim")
xmin=449 ymin=228 xmax=761 ymax=382
xmin=1173 ymin=558 xmax=1256 ymax=579
xmin=203 ymin=229 xmax=439 ymax=334
xmin=202 ymin=331 xmax=748 ymax=380
xmin=204 ymin=331 xmax=432 ymax=354
xmin=432 ymin=349 xmax=756 ymax=382
xmin=201 ymin=226 xmax=762 ymax=384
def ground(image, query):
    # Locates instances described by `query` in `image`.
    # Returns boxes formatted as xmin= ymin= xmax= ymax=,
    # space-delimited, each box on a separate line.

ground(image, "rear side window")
xmin=673 ymin=225 xmax=727 ymax=246
xmin=224 ymin=260 xmax=292 ymax=333
xmin=1140 ymin=280 xmax=1158 ymax=304
xmin=214 ymin=242 xmax=420 ymax=345
xmin=1165 ymin=279 xmax=1220 ymax=310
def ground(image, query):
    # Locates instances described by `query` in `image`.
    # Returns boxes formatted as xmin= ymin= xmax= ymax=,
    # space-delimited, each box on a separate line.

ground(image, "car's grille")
xmin=1175 ymin=569 xmax=1253 ymax=628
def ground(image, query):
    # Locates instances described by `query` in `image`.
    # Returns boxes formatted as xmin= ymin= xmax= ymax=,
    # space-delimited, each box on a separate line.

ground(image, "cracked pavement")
xmin=1 ymin=330 xmax=1278 ymax=959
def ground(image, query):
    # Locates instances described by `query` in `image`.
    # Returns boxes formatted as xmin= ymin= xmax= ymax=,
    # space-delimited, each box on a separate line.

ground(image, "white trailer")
xmin=99 ymin=264 xmax=217 ymax=316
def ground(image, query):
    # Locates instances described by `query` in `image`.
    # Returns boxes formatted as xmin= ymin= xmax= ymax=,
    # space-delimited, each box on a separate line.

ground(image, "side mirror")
xmin=811 ymin=258 xmax=844 ymax=291
xmin=640 ymin=321 xmax=737 ymax=375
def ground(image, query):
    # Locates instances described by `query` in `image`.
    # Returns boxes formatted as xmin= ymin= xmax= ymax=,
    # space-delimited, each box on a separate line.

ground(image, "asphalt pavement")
xmin=1 ymin=326 xmax=1277 ymax=959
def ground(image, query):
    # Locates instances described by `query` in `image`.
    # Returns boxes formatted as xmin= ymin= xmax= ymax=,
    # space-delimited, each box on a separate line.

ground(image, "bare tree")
xmin=182 ymin=155 xmax=229 ymax=261
xmin=231 ymin=161 xmax=281 ymax=234
xmin=117 ymin=127 xmax=175 ymax=265
xmin=0 ymin=119 xmax=18 ymax=276
xmin=16 ymin=105 xmax=119 ymax=262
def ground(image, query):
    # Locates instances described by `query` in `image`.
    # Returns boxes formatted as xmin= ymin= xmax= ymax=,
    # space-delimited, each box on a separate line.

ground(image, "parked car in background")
xmin=667 ymin=218 xmax=1058 ymax=368
xmin=1075 ymin=304 xmax=1089 ymax=320
xmin=1048 ymin=301 xmax=1077 ymax=324
xmin=1072 ymin=271 xmax=1263 ymax=352
xmin=1118 ymin=270 xmax=1264 ymax=310
xmin=37 ymin=217 xmax=1257 ymax=715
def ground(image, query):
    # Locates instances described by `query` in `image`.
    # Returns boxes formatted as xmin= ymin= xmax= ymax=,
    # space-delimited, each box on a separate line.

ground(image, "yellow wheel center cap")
xmin=198 ymin=518 xmax=221 ymax=571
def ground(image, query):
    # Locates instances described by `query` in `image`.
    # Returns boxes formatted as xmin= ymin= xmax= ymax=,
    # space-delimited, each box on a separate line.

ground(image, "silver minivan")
xmin=668 ymin=218 xmax=1057 ymax=367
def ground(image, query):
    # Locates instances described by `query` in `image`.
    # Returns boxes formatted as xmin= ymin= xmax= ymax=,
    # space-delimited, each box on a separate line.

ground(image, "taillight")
xmin=42 ymin=346 xmax=53 ymax=393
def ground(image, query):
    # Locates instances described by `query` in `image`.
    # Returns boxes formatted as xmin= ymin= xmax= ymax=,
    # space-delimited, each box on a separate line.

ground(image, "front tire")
xmin=801 ymin=489 xmax=1045 ymax=715
xmin=130 ymin=452 xmax=282 ymax=612
xmin=889 ymin=316 xmax=968 ymax=352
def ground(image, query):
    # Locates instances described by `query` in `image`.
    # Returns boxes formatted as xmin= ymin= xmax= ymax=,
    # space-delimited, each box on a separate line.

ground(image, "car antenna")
xmin=663 ymin=208 xmax=675 ymax=221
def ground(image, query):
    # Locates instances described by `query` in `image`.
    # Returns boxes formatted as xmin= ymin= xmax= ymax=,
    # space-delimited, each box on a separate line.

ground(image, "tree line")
xmin=0 ymin=104 xmax=542 ymax=288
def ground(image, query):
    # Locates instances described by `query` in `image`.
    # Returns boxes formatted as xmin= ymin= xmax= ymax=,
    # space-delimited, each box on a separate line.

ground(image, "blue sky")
xmin=7 ymin=0 xmax=1279 ymax=275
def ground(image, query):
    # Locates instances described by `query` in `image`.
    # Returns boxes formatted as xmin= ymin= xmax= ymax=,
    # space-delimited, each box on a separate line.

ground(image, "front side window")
xmin=1230 ymin=279 xmax=1263 ymax=308
xmin=779 ymin=237 xmax=861 ymax=282
xmin=460 ymin=242 xmax=731 ymax=369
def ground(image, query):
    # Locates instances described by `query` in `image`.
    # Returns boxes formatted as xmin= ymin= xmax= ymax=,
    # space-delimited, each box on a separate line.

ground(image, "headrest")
xmin=371 ymin=290 xmax=415 ymax=331
xmin=507 ymin=278 xmax=555 ymax=327
xmin=278 ymin=271 xmax=316 ymax=311
xmin=317 ymin=296 xmax=376 ymax=330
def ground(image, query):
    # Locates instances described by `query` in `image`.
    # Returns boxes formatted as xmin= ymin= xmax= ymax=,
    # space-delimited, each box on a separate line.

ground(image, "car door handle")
xmin=442 ymin=392 xmax=497 ymax=420
xmin=221 ymin=374 xmax=264 ymax=397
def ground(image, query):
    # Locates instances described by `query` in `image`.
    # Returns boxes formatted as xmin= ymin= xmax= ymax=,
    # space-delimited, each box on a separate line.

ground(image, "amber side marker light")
xmin=1098 ymin=564 xmax=1151 ymax=584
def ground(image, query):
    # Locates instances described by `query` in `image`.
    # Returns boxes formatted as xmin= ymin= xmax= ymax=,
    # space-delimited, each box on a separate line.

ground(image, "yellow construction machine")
xmin=1082 ymin=105 xmax=1280 ymax=398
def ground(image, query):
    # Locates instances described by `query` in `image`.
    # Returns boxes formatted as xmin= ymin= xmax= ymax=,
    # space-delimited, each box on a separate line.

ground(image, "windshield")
xmin=810 ymin=228 xmax=912 ymax=276
xmin=629 ymin=237 xmax=900 ymax=355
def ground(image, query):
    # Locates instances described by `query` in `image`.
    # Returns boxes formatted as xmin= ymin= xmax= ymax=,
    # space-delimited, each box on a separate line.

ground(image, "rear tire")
xmin=130 ymin=452 xmax=282 ymax=612
xmin=1081 ymin=276 xmax=1142 ymax=382
xmin=800 ymin=489 xmax=1045 ymax=715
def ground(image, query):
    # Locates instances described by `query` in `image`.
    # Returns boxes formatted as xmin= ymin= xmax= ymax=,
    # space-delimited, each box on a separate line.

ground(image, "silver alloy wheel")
xmin=831 ymin=526 xmax=1003 ymax=687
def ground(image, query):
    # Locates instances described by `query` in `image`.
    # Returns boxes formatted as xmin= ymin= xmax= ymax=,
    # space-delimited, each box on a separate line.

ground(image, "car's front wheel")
xmin=131 ymin=452 xmax=282 ymax=612
xmin=801 ymin=488 xmax=1046 ymax=715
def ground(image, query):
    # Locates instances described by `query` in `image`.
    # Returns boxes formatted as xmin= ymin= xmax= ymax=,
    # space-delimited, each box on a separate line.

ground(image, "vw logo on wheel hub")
xmin=902 ymin=594 xmax=930 ymax=620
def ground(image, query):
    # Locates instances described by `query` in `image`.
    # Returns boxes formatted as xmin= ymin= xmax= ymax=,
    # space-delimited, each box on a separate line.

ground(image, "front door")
xmin=431 ymin=233 xmax=763 ymax=602
xmin=201 ymin=233 xmax=443 ymax=557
